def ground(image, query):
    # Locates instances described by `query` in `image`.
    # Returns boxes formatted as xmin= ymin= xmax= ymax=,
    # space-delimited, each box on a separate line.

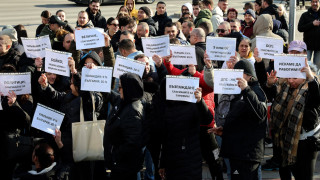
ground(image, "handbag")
xmin=4 ymin=129 xmax=34 ymax=161
xmin=72 ymin=95 xmax=106 ymax=162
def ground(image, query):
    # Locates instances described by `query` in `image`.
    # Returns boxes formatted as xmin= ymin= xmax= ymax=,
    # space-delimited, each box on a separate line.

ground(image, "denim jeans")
xmin=307 ymin=50 xmax=320 ymax=68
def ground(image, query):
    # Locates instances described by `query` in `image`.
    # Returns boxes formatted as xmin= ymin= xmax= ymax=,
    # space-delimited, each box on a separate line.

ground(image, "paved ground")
xmin=0 ymin=0 xmax=318 ymax=179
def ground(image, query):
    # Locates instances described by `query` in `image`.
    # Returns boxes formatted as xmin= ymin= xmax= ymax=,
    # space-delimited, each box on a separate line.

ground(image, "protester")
xmin=56 ymin=10 xmax=74 ymax=33
xmin=226 ymin=8 xmax=238 ymax=22
xmin=241 ymin=9 xmax=256 ymax=38
xmin=298 ymin=0 xmax=320 ymax=67
xmin=138 ymin=7 xmax=157 ymax=36
xmin=0 ymin=26 xmax=24 ymax=55
xmin=255 ymin=0 xmax=263 ymax=16
xmin=243 ymin=2 xmax=255 ymax=11
xmin=36 ymin=10 xmax=51 ymax=37
xmin=111 ymin=16 xmax=136 ymax=51
xmin=194 ymin=7 xmax=214 ymax=34
xmin=135 ymin=22 xmax=149 ymax=51
xmin=164 ymin=22 xmax=189 ymax=45
xmin=76 ymin=11 xmax=94 ymax=28
xmin=152 ymin=1 xmax=172 ymax=36
xmin=39 ymin=15 xmax=66 ymax=44
xmin=181 ymin=20 xmax=194 ymax=42
xmin=277 ymin=4 xmax=289 ymax=32
xmin=260 ymin=0 xmax=280 ymax=20
xmin=124 ymin=0 xmax=138 ymax=20
xmin=209 ymin=0 xmax=224 ymax=34
xmin=0 ymin=35 xmax=20 ymax=70
xmin=192 ymin=2 xmax=201 ymax=17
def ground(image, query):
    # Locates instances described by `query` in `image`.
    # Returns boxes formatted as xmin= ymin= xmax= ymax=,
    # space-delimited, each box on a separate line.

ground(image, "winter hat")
xmin=0 ymin=27 xmax=18 ymax=41
xmin=234 ymin=59 xmax=257 ymax=78
xmin=139 ymin=6 xmax=151 ymax=17
xmin=49 ymin=15 xmax=66 ymax=26
xmin=244 ymin=9 xmax=256 ymax=19
xmin=80 ymin=51 xmax=103 ymax=67
xmin=288 ymin=40 xmax=307 ymax=52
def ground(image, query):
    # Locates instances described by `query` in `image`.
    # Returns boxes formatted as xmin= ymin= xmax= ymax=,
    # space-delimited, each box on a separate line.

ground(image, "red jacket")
xmin=164 ymin=61 xmax=215 ymax=127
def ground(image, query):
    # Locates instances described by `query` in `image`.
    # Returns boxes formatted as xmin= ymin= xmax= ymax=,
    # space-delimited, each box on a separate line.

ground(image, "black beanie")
xmin=80 ymin=51 xmax=103 ymax=67
xmin=139 ymin=6 xmax=151 ymax=17
xmin=233 ymin=59 xmax=257 ymax=79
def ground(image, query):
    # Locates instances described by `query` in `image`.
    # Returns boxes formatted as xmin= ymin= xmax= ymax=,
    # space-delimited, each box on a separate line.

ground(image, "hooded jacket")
xmin=104 ymin=73 xmax=144 ymax=174
xmin=181 ymin=3 xmax=193 ymax=15
xmin=124 ymin=0 xmax=138 ymax=20
xmin=139 ymin=17 xmax=157 ymax=36
xmin=251 ymin=14 xmax=282 ymax=49
xmin=211 ymin=6 xmax=224 ymax=33
xmin=152 ymin=12 xmax=172 ymax=36
xmin=194 ymin=9 xmax=213 ymax=33
xmin=85 ymin=7 xmax=107 ymax=30
xmin=261 ymin=4 xmax=280 ymax=20
xmin=298 ymin=7 xmax=320 ymax=51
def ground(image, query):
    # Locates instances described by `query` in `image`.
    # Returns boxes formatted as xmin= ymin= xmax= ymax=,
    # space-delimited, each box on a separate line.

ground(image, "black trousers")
xmin=200 ymin=126 xmax=224 ymax=180
xmin=279 ymin=140 xmax=318 ymax=180
xmin=229 ymin=159 xmax=260 ymax=180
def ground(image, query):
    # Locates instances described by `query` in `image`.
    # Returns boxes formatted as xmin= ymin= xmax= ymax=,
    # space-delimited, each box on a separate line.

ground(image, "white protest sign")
xmin=166 ymin=75 xmax=199 ymax=103
xmin=206 ymin=37 xmax=236 ymax=61
xmin=21 ymin=35 xmax=52 ymax=58
xmin=113 ymin=56 xmax=146 ymax=78
xmin=214 ymin=69 xmax=243 ymax=94
xmin=75 ymin=28 xmax=105 ymax=50
xmin=45 ymin=49 xmax=71 ymax=77
xmin=32 ymin=103 xmax=64 ymax=135
xmin=274 ymin=54 xmax=307 ymax=79
xmin=0 ymin=72 xmax=31 ymax=96
xmin=0 ymin=96 xmax=2 ymax=110
xmin=81 ymin=66 xmax=113 ymax=92
xmin=142 ymin=35 xmax=170 ymax=57
xmin=170 ymin=44 xmax=197 ymax=65
xmin=256 ymin=36 xmax=283 ymax=59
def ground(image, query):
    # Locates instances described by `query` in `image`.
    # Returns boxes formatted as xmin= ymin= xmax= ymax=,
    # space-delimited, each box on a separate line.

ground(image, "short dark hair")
xmin=134 ymin=54 xmax=148 ymax=60
xmin=41 ymin=10 xmax=51 ymax=18
xmin=243 ymin=2 xmax=254 ymax=10
xmin=56 ymin=9 xmax=65 ymax=15
xmin=119 ymin=16 xmax=132 ymax=28
xmin=120 ymin=30 xmax=134 ymax=37
xmin=118 ymin=39 xmax=135 ymax=51
xmin=157 ymin=1 xmax=166 ymax=6
xmin=170 ymin=38 xmax=181 ymax=45
xmin=201 ymin=0 xmax=214 ymax=7
xmin=263 ymin=0 xmax=273 ymax=5
xmin=90 ymin=0 xmax=100 ymax=4
xmin=255 ymin=0 xmax=262 ymax=6
xmin=183 ymin=21 xmax=195 ymax=28
xmin=34 ymin=143 xmax=54 ymax=170
xmin=198 ymin=21 xmax=212 ymax=34
xmin=165 ymin=22 xmax=177 ymax=28
xmin=14 ymin=24 xmax=28 ymax=45
xmin=230 ymin=19 xmax=241 ymax=26
xmin=227 ymin=8 xmax=238 ymax=17
xmin=107 ymin=17 xmax=116 ymax=25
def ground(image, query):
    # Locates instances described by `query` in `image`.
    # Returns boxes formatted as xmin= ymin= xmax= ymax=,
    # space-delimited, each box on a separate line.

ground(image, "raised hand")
xmin=266 ymin=70 xmax=278 ymax=87
xmin=35 ymin=57 xmax=43 ymax=71
xmin=68 ymin=57 xmax=77 ymax=74
xmin=204 ymin=51 xmax=212 ymax=69
xmin=237 ymin=77 xmax=248 ymax=90
xmin=152 ymin=54 xmax=163 ymax=68
xmin=7 ymin=91 xmax=17 ymax=107
xmin=253 ymin=48 xmax=262 ymax=63
xmin=38 ymin=73 xmax=48 ymax=88
xmin=103 ymin=33 xmax=111 ymax=47
xmin=301 ymin=58 xmax=314 ymax=81
xmin=188 ymin=64 xmax=196 ymax=75
xmin=194 ymin=87 xmax=202 ymax=103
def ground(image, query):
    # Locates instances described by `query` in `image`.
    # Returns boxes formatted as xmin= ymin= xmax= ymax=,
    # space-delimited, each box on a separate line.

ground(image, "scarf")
xmin=271 ymin=79 xmax=308 ymax=166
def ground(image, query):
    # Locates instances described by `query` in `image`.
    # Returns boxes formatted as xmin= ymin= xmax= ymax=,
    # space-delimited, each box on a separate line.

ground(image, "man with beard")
xmin=85 ymin=0 xmax=107 ymax=29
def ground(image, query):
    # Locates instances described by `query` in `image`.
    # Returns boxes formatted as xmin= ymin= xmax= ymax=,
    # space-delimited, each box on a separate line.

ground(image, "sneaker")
xmin=262 ymin=160 xmax=279 ymax=171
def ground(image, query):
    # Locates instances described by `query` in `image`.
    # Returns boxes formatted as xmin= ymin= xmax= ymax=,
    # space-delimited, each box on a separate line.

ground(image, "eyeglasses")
xmin=216 ymin=29 xmax=226 ymax=33
xmin=111 ymin=23 xmax=119 ymax=27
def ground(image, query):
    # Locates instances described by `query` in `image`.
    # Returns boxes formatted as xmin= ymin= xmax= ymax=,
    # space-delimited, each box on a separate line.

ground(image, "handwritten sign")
xmin=0 ymin=72 xmax=31 ymax=96
xmin=21 ymin=35 xmax=51 ymax=58
xmin=166 ymin=75 xmax=199 ymax=103
xmin=32 ymin=103 xmax=64 ymax=135
xmin=170 ymin=44 xmax=197 ymax=65
xmin=256 ymin=36 xmax=283 ymax=59
xmin=45 ymin=49 xmax=71 ymax=77
xmin=214 ymin=69 xmax=243 ymax=94
xmin=75 ymin=28 xmax=105 ymax=50
xmin=81 ymin=66 xmax=113 ymax=92
xmin=142 ymin=35 xmax=170 ymax=57
xmin=274 ymin=54 xmax=307 ymax=79
xmin=113 ymin=56 xmax=146 ymax=78
xmin=206 ymin=37 xmax=236 ymax=61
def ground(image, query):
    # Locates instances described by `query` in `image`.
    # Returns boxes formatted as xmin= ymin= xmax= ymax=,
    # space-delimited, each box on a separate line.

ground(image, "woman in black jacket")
xmin=212 ymin=60 xmax=267 ymax=180
xmin=157 ymin=79 xmax=212 ymax=180
xmin=104 ymin=72 xmax=145 ymax=180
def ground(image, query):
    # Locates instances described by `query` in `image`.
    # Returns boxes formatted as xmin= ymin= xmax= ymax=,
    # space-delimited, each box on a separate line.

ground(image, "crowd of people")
xmin=0 ymin=0 xmax=320 ymax=179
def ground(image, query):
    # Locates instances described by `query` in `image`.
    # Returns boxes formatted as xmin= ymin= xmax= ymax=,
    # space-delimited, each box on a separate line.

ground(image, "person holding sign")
xmin=0 ymin=86 xmax=32 ymax=179
xmin=38 ymin=72 xmax=104 ymax=180
xmin=39 ymin=15 xmax=66 ymax=44
xmin=263 ymin=58 xmax=320 ymax=180
xmin=0 ymin=35 xmax=20 ymax=71
xmin=211 ymin=60 xmax=267 ymax=180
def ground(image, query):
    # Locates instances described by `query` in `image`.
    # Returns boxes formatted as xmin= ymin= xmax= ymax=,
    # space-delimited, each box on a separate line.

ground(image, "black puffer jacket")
xmin=261 ymin=4 xmax=280 ymax=20
xmin=104 ymin=73 xmax=144 ymax=174
xmin=298 ymin=8 xmax=320 ymax=51
xmin=85 ymin=8 xmax=107 ymax=30
xmin=152 ymin=12 xmax=172 ymax=36
xmin=221 ymin=81 xmax=267 ymax=162
xmin=158 ymin=79 xmax=212 ymax=180
xmin=0 ymin=48 xmax=20 ymax=71
xmin=139 ymin=17 xmax=157 ymax=36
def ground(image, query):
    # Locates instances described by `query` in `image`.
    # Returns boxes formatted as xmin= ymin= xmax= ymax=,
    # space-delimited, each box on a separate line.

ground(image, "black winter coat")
xmin=139 ymin=18 xmax=157 ymax=37
xmin=85 ymin=8 xmax=107 ymax=30
xmin=152 ymin=12 xmax=172 ymax=36
xmin=298 ymin=8 xmax=320 ymax=50
xmin=0 ymin=48 xmax=20 ymax=71
xmin=221 ymin=81 xmax=267 ymax=162
xmin=159 ymin=98 xmax=212 ymax=180
xmin=261 ymin=4 xmax=280 ymax=20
